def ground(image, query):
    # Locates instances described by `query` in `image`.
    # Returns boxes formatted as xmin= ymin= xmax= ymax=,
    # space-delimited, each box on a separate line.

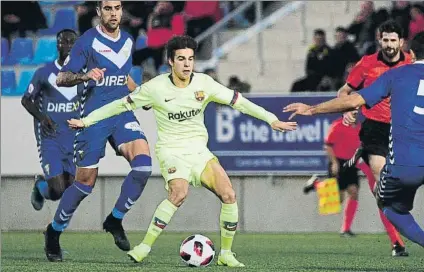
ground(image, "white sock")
xmin=220 ymin=249 xmax=231 ymax=255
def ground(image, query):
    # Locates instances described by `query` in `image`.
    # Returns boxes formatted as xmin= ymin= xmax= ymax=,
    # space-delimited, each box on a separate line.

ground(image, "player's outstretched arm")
xmin=230 ymin=94 xmax=297 ymax=132
xmin=56 ymin=68 xmax=106 ymax=87
xmin=68 ymin=84 xmax=153 ymax=128
xmin=283 ymin=93 xmax=366 ymax=119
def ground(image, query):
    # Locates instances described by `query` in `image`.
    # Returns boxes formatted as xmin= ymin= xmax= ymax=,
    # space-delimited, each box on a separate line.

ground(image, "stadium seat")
xmin=129 ymin=66 xmax=143 ymax=86
xmin=42 ymin=9 xmax=54 ymax=28
xmin=1 ymin=70 xmax=16 ymax=95
xmin=1 ymin=38 xmax=9 ymax=64
xmin=16 ymin=69 xmax=36 ymax=95
xmin=135 ymin=36 xmax=148 ymax=50
xmin=32 ymin=37 xmax=58 ymax=64
xmin=39 ymin=8 xmax=77 ymax=35
xmin=158 ymin=64 xmax=170 ymax=74
xmin=6 ymin=38 xmax=34 ymax=65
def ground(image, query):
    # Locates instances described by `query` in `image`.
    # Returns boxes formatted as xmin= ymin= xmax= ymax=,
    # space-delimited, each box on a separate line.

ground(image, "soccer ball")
xmin=179 ymin=234 xmax=215 ymax=267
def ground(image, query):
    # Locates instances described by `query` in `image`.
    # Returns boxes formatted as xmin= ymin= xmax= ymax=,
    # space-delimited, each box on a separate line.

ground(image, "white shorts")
xmin=156 ymin=147 xmax=216 ymax=190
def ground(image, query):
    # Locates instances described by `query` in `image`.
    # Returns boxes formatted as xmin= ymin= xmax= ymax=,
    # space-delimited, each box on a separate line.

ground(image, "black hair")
xmin=314 ymin=29 xmax=326 ymax=36
xmin=56 ymin=29 xmax=77 ymax=40
xmin=335 ymin=26 xmax=347 ymax=33
xmin=166 ymin=35 xmax=198 ymax=61
xmin=410 ymin=31 xmax=424 ymax=60
xmin=97 ymin=1 xmax=122 ymax=9
xmin=378 ymin=20 xmax=403 ymax=39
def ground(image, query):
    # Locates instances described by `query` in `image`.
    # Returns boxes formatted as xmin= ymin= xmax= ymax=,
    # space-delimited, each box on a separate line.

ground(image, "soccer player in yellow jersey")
xmin=68 ymin=35 xmax=297 ymax=267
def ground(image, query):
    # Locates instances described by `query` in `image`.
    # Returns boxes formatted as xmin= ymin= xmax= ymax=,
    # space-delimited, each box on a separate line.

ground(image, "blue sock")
xmin=383 ymin=207 xmax=424 ymax=247
xmin=52 ymin=181 xmax=92 ymax=232
xmin=36 ymin=179 xmax=50 ymax=200
xmin=112 ymin=155 xmax=152 ymax=220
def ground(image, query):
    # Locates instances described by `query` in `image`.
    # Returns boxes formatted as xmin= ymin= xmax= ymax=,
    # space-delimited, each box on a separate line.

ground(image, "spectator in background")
xmin=329 ymin=27 xmax=360 ymax=89
xmin=133 ymin=1 xmax=185 ymax=71
xmin=1 ymin=1 xmax=47 ymax=41
xmin=204 ymin=68 xmax=220 ymax=83
xmin=76 ymin=1 xmax=97 ymax=35
xmin=290 ymin=29 xmax=332 ymax=92
xmin=408 ymin=4 xmax=424 ymax=42
xmin=183 ymin=1 xmax=221 ymax=50
xmin=121 ymin=1 xmax=155 ymax=39
xmin=347 ymin=1 xmax=375 ymax=44
xmin=227 ymin=75 xmax=251 ymax=93
xmin=142 ymin=71 xmax=154 ymax=83
xmin=390 ymin=1 xmax=411 ymax=39
xmin=361 ymin=27 xmax=381 ymax=56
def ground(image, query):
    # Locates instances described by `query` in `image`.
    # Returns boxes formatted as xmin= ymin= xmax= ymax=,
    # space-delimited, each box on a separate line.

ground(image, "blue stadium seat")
xmin=135 ymin=36 xmax=148 ymax=50
xmin=1 ymin=38 xmax=9 ymax=64
xmin=32 ymin=37 xmax=58 ymax=64
xmin=129 ymin=66 xmax=143 ymax=86
xmin=39 ymin=8 xmax=77 ymax=35
xmin=6 ymin=38 xmax=34 ymax=65
xmin=42 ymin=9 xmax=54 ymax=28
xmin=1 ymin=70 xmax=17 ymax=95
xmin=158 ymin=64 xmax=170 ymax=74
xmin=16 ymin=69 xmax=36 ymax=95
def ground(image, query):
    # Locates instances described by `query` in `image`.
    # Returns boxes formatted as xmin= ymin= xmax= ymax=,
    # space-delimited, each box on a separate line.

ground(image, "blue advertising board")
xmin=204 ymin=93 xmax=343 ymax=175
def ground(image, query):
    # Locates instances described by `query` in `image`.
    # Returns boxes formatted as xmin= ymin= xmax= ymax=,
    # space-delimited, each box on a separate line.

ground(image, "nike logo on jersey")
xmin=48 ymin=73 xmax=78 ymax=101
xmin=92 ymin=38 xmax=132 ymax=69
xmin=164 ymin=98 xmax=176 ymax=102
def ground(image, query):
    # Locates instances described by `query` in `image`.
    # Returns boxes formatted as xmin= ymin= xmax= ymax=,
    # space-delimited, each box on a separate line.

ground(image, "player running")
xmin=336 ymin=20 xmax=412 ymax=256
xmin=43 ymin=1 xmax=152 ymax=262
xmin=284 ymin=31 xmax=424 ymax=250
xmin=21 ymin=29 xmax=79 ymax=211
xmin=68 ymin=35 xmax=297 ymax=267
xmin=304 ymin=117 xmax=374 ymax=237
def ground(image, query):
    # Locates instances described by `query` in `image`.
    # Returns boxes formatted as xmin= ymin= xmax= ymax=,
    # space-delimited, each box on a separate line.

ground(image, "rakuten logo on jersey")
xmin=47 ymin=102 xmax=79 ymax=113
xmin=96 ymin=75 xmax=128 ymax=87
xmin=168 ymin=109 xmax=201 ymax=122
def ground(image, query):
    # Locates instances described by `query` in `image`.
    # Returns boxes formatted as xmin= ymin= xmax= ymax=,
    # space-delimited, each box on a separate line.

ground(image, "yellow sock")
xmin=220 ymin=202 xmax=239 ymax=251
xmin=142 ymin=199 xmax=178 ymax=247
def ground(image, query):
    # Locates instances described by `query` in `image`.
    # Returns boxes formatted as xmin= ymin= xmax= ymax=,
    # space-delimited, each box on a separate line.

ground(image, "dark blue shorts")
xmin=36 ymin=133 xmax=76 ymax=180
xmin=376 ymin=164 xmax=424 ymax=213
xmin=73 ymin=111 xmax=147 ymax=167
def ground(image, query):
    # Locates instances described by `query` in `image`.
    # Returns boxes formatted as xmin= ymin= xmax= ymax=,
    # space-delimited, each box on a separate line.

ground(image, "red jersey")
xmin=325 ymin=118 xmax=361 ymax=160
xmin=346 ymin=51 xmax=412 ymax=123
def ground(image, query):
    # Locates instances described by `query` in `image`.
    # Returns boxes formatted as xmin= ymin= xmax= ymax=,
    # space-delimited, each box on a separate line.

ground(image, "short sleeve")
xmin=61 ymin=37 xmax=89 ymax=73
xmin=358 ymin=70 xmax=393 ymax=108
xmin=346 ymin=57 xmax=366 ymax=90
xmin=23 ymin=68 xmax=43 ymax=100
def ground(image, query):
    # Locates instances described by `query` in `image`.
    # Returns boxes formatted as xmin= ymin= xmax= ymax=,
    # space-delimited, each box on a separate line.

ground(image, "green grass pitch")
xmin=2 ymin=232 xmax=423 ymax=271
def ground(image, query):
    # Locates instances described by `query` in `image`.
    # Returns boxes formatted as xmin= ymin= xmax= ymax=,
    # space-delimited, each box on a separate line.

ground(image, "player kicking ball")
xmin=284 ymin=31 xmax=424 ymax=251
xmin=68 ymin=35 xmax=297 ymax=267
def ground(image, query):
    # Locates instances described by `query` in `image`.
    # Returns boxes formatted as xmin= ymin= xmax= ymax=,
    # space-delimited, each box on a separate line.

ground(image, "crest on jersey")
xmin=194 ymin=91 xmax=205 ymax=102
xmin=168 ymin=167 xmax=176 ymax=174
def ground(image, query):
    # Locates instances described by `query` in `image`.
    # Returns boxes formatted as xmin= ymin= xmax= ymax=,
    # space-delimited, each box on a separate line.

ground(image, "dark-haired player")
xmin=43 ymin=1 xmax=152 ymax=262
xmin=68 ymin=35 xmax=297 ymax=267
xmin=337 ymin=20 xmax=412 ymax=256
xmin=22 ymin=29 xmax=79 ymax=212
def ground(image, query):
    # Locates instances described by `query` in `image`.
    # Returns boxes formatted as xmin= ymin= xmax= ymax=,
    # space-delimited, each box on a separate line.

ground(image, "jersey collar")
xmin=54 ymin=59 xmax=62 ymax=70
xmin=168 ymin=73 xmax=194 ymax=87
xmin=377 ymin=50 xmax=405 ymax=67
xmin=96 ymin=25 xmax=121 ymax=42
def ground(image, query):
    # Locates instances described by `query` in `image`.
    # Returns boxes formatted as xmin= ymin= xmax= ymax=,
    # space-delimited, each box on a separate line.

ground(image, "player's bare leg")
xmin=369 ymin=154 xmax=408 ymax=256
xmin=340 ymin=185 xmax=358 ymax=237
xmin=128 ymin=178 xmax=186 ymax=263
xmin=201 ymin=159 xmax=245 ymax=267
xmin=103 ymin=139 xmax=151 ymax=251
xmin=44 ymin=168 xmax=97 ymax=261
